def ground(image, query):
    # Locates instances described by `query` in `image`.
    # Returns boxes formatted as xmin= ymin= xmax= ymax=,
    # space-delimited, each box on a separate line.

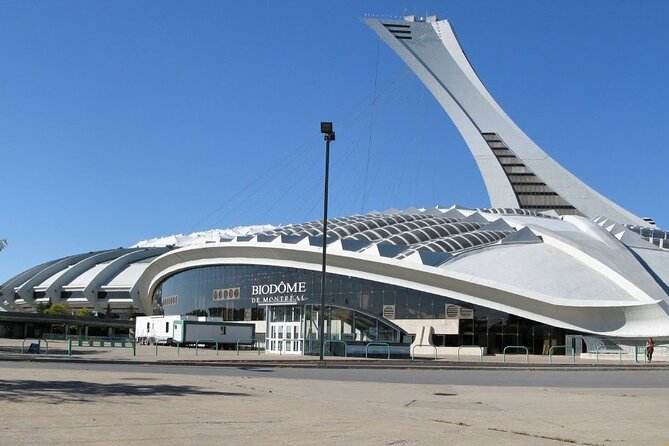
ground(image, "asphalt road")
xmin=4 ymin=360 xmax=669 ymax=388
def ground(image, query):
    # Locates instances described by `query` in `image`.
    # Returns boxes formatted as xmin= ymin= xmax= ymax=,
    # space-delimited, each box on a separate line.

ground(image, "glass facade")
xmin=152 ymin=264 xmax=564 ymax=354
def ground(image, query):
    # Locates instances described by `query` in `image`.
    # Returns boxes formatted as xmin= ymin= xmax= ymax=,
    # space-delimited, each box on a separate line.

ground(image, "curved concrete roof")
xmin=130 ymin=208 xmax=669 ymax=337
xmin=3 ymin=206 xmax=669 ymax=336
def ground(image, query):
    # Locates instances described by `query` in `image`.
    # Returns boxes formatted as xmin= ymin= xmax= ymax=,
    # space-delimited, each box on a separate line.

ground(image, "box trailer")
xmin=172 ymin=320 xmax=255 ymax=347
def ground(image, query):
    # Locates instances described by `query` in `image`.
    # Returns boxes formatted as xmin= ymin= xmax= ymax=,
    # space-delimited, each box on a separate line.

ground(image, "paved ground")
xmin=1 ymin=338 xmax=664 ymax=367
xmin=2 ymin=361 xmax=669 ymax=446
xmin=2 ymin=338 xmax=669 ymax=445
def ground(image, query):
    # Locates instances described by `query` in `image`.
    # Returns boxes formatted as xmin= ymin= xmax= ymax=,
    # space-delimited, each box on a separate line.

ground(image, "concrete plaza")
xmin=1 ymin=338 xmax=669 ymax=445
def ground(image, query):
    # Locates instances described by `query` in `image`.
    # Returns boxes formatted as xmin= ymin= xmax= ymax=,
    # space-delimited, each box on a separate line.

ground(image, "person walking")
xmin=646 ymin=337 xmax=655 ymax=363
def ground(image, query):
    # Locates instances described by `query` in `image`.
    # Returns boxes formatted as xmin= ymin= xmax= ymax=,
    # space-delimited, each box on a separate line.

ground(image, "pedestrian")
xmin=646 ymin=337 xmax=655 ymax=363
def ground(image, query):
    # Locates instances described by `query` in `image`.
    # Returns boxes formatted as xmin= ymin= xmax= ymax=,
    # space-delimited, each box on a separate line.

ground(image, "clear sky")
xmin=1 ymin=0 xmax=668 ymax=282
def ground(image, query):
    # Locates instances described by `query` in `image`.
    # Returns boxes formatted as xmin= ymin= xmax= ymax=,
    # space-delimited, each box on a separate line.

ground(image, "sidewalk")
xmin=1 ymin=338 xmax=665 ymax=369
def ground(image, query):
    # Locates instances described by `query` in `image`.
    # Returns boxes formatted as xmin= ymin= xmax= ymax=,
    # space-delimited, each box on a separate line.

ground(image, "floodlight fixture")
xmin=320 ymin=121 xmax=335 ymax=141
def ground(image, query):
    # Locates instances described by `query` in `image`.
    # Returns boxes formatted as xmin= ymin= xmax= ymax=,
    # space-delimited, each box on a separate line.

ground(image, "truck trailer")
xmin=172 ymin=320 xmax=255 ymax=347
xmin=135 ymin=316 xmax=255 ymax=348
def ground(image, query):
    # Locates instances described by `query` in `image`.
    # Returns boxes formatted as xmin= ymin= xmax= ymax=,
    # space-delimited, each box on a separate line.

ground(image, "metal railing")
xmin=548 ymin=345 xmax=575 ymax=363
xmin=236 ymin=338 xmax=261 ymax=356
xmin=195 ymin=339 xmax=219 ymax=356
xmin=411 ymin=343 xmax=437 ymax=361
xmin=278 ymin=339 xmax=288 ymax=355
xmin=503 ymin=345 xmax=529 ymax=364
xmin=323 ymin=340 xmax=347 ymax=357
xmin=365 ymin=342 xmax=390 ymax=359
xmin=457 ymin=345 xmax=484 ymax=363
xmin=22 ymin=339 xmax=49 ymax=356
xmin=595 ymin=345 xmax=623 ymax=364
xmin=638 ymin=345 xmax=669 ymax=363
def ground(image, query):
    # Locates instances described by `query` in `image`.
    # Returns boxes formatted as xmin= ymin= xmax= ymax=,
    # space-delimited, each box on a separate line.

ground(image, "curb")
xmin=2 ymin=354 xmax=669 ymax=371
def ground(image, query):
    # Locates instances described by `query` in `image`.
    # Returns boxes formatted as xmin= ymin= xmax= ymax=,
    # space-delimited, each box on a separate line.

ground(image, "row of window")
xmin=153 ymin=264 xmax=517 ymax=323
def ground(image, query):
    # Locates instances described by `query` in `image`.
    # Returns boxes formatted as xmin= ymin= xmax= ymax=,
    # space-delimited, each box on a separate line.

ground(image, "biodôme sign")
xmin=250 ymin=281 xmax=307 ymax=304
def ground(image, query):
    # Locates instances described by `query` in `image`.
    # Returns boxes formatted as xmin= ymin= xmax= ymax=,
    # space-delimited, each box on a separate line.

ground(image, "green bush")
xmin=44 ymin=303 xmax=72 ymax=316
xmin=75 ymin=307 xmax=94 ymax=317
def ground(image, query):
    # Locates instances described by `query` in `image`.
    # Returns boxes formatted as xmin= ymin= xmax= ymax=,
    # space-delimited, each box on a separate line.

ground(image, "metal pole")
xmin=319 ymin=135 xmax=331 ymax=361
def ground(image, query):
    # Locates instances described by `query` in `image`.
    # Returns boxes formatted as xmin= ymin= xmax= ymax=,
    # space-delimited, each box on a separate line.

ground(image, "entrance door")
xmin=266 ymin=306 xmax=303 ymax=355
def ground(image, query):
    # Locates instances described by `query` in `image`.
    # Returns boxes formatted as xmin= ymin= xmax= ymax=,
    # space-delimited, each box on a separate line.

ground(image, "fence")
xmin=68 ymin=338 xmax=136 ymax=356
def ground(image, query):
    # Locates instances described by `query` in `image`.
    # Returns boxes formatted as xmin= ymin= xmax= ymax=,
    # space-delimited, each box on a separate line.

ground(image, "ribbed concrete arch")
xmin=15 ymin=251 xmax=107 ymax=307
xmin=0 ymin=258 xmax=62 ymax=309
xmin=80 ymin=247 xmax=169 ymax=310
xmin=43 ymin=249 xmax=140 ymax=303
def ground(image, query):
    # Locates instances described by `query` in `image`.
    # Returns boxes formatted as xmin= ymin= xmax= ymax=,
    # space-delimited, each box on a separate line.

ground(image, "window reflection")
xmin=150 ymin=263 xmax=545 ymax=352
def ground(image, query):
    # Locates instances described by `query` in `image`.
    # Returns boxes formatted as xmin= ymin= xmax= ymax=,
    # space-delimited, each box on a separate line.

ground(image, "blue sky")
xmin=1 ymin=0 xmax=668 ymax=282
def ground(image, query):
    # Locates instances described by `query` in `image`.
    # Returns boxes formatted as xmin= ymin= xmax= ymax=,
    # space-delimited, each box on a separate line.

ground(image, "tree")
xmin=44 ymin=303 xmax=72 ymax=316
xmin=0 ymin=239 xmax=6 ymax=252
xmin=123 ymin=306 xmax=136 ymax=320
xmin=35 ymin=301 xmax=51 ymax=313
xmin=75 ymin=307 xmax=94 ymax=317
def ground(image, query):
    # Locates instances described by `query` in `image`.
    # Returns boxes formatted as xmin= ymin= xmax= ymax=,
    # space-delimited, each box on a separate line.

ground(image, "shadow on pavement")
xmin=236 ymin=366 xmax=276 ymax=373
xmin=0 ymin=379 xmax=251 ymax=404
xmin=0 ymin=346 xmax=127 ymax=357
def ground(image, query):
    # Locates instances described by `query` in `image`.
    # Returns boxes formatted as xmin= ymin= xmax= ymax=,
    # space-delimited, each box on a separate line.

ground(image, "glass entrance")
xmin=302 ymin=304 xmax=403 ymax=355
xmin=266 ymin=306 xmax=304 ymax=355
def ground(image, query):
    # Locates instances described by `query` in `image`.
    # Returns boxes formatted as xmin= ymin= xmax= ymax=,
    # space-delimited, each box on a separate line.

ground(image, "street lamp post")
xmin=319 ymin=122 xmax=335 ymax=361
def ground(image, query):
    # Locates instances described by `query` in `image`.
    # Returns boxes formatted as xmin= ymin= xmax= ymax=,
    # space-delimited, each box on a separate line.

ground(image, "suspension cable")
xmin=361 ymin=37 xmax=381 ymax=213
